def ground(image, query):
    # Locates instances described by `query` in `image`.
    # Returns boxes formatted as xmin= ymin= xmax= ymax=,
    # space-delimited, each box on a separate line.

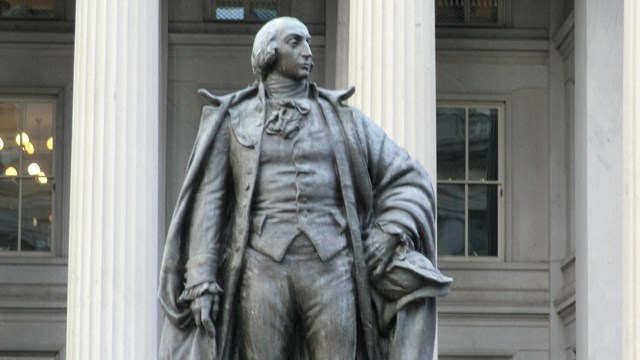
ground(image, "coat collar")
xmin=226 ymin=81 xmax=356 ymax=149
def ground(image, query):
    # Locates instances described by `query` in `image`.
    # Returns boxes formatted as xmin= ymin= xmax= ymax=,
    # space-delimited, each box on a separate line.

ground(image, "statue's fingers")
xmin=365 ymin=242 xmax=381 ymax=264
xmin=365 ymin=251 xmax=377 ymax=272
xmin=371 ymin=261 xmax=385 ymax=281
xmin=193 ymin=304 xmax=202 ymax=329
xmin=211 ymin=296 xmax=220 ymax=320
xmin=202 ymin=307 xmax=215 ymax=338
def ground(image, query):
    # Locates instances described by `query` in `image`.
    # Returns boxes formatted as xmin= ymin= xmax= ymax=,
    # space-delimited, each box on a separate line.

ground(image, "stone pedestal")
xmin=66 ymin=1 xmax=160 ymax=358
xmin=347 ymin=0 xmax=436 ymax=175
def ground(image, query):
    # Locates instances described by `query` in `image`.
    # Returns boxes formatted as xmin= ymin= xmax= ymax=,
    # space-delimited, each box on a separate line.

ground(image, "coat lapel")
xmin=220 ymin=96 xmax=264 ymax=360
xmin=228 ymin=96 xmax=263 ymax=149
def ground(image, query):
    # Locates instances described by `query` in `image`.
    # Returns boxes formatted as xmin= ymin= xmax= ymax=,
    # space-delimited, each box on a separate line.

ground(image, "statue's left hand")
xmin=364 ymin=228 xmax=400 ymax=282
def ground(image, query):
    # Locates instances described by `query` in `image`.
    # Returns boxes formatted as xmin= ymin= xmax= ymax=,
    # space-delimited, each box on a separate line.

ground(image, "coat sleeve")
xmin=159 ymin=102 xmax=232 ymax=329
xmin=179 ymin=117 xmax=232 ymax=301
xmin=353 ymin=110 xmax=437 ymax=260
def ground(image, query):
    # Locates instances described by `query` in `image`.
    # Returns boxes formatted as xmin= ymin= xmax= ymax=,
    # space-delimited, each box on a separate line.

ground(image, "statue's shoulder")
xmin=316 ymin=85 xmax=356 ymax=106
xmin=198 ymin=83 xmax=260 ymax=110
xmin=199 ymin=84 xmax=263 ymax=148
xmin=316 ymin=85 xmax=370 ymax=125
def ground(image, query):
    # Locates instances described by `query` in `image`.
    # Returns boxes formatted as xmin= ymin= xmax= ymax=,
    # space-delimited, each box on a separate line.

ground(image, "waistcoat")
xmin=249 ymin=98 xmax=348 ymax=262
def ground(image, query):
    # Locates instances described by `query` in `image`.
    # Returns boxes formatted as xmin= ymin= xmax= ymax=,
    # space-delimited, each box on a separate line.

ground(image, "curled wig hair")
xmin=251 ymin=17 xmax=305 ymax=81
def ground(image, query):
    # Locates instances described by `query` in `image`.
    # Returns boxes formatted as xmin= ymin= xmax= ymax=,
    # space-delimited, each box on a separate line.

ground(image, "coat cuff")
xmin=178 ymin=282 xmax=223 ymax=304
xmin=184 ymin=254 xmax=218 ymax=288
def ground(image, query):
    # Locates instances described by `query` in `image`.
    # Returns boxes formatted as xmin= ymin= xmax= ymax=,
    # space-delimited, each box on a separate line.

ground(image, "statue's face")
xmin=273 ymin=21 xmax=312 ymax=80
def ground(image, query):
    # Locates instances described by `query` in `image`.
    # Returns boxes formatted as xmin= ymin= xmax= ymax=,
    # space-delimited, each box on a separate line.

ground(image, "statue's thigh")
xmin=239 ymin=249 xmax=296 ymax=359
xmin=292 ymin=249 xmax=357 ymax=359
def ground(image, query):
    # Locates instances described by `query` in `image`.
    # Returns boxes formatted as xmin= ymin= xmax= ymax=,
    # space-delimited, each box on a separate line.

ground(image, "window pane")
xmin=214 ymin=0 xmax=278 ymax=21
xmin=0 ymin=0 xmax=57 ymax=18
xmin=468 ymin=185 xmax=498 ymax=256
xmin=21 ymin=178 xmax=52 ymax=251
xmin=469 ymin=0 xmax=500 ymax=25
xmin=437 ymin=184 xmax=465 ymax=256
xmin=25 ymin=0 xmax=56 ymax=17
xmin=249 ymin=0 xmax=278 ymax=21
xmin=22 ymin=102 xmax=54 ymax=178
xmin=468 ymin=108 xmax=498 ymax=180
xmin=0 ymin=0 xmax=25 ymax=17
xmin=216 ymin=6 xmax=244 ymax=20
xmin=436 ymin=0 xmax=466 ymax=25
xmin=437 ymin=108 xmax=466 ymax=180
xmin=0 ymin=179 xmax=19 ymax=251
xmin=0 ymin=102 xmax=22 ymax=177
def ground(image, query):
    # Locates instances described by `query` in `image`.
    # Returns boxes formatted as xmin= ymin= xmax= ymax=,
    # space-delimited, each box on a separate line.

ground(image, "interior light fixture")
xmin=46 ymin=137 xmax=53 ymax=150
xmin=4 ymin=166 xmax=17 ymax=176
xmin=25 ymin=142 xmax=35 ymax=155
xmin=28 ymin=162 xmax=40 ymax=176
xmin=15 ymin=132 xmax=29 ymax=146
xmin=37 ymin=171 xmax=48 ymax=184
xmin=0 ymin=137 xmax=4 ymax=150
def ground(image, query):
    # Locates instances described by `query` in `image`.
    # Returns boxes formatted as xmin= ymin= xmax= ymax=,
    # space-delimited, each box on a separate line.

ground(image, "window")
xmin=0 ymin=97 xmax=56 ymax=253
xmin=210 ymin=0 xmax=280 ymax=22
xmin=436 ymin=0 xmax=505 ymax=27
xmin=436 ymin=103 xmax=503 ymax=258
xmin=0 ymin=0 xmax=59 ymax=19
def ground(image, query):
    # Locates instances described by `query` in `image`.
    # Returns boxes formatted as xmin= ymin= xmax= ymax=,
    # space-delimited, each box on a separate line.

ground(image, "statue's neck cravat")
xmin=263 ymin=76 xmax=311 ymax=138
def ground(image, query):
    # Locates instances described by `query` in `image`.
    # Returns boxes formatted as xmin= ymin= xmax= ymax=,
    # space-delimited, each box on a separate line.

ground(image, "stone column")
xmin=347 ymin=2 xmax=439 ymax=359
xmin=574 ymin=0 xmax=623 ymax=358
xmin=347 ymin=0 xmax=437 ymax=176
xmin=624 ymin=0 xmax=640 ymax=357
xmin=66 ymin=1 xmax=160 ymax=359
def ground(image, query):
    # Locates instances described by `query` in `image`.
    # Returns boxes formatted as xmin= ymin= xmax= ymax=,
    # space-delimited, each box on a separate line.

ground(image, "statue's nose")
xmin=301 ymin=42 xmax=312 ymax=58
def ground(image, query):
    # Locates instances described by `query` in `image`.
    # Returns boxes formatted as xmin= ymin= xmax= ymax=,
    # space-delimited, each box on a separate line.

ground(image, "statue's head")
xmin=252 ymin=17 xmax=313 ymax=82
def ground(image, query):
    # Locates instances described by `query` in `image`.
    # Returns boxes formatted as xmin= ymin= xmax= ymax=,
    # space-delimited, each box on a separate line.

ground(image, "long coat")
xmin=158 ymin=83 xmax=442 ymax=360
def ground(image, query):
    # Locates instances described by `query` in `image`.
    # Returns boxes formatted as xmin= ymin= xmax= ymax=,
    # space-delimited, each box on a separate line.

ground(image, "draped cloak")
xmin=158 ymin=83 xmax=450 ymax=360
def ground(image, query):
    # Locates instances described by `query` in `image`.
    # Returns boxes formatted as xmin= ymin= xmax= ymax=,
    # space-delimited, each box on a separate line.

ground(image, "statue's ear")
xmin=198 ymin=88 xmax=222 ymax=107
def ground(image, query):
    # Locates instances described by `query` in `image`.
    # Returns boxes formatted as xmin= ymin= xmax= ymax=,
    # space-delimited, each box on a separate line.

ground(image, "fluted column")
xmin=624 ymin=0 xmax=640 ymax=357
xmin=348 ymin=0 xmax=436 ymax=176
xmin=66 ymin=1 xmax=159 ymax=359
xmin=574 ymin=0 xmax=623 ymax=358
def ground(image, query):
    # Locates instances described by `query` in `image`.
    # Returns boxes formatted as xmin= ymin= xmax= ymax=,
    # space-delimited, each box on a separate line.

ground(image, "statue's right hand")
xmin=190 ymin=293 xmax=219 ymax=338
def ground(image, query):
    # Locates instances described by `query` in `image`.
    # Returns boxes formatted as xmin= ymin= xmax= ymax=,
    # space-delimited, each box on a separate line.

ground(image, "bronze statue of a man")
xmin=158 ymin=16 xmax=451 ymax=360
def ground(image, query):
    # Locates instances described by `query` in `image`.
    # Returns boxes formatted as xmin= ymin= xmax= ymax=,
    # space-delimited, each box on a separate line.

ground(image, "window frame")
xmin=0 ymin=91 xmax=63 ymax=258
xmin=436 ymin=101 xmax=505 ymax=262
xmin=435 ymin=0 xmax=507 ymax=28
xmin=204 ymin=0 xmax=290 ymax=23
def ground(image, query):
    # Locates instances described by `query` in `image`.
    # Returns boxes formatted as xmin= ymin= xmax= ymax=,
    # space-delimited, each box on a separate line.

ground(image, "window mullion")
xmin=464 ymin=184 xmax=469 ymax=256
xmin=17 ymin=101 xmax=25 ymax=252
xmin=464 ymin=107 xmax=469 ymax=257
xmin=465 ymin=0 xmax=471 ymax=24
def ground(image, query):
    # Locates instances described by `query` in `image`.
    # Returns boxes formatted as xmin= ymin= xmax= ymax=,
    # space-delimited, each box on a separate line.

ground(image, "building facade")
xmin=0 ymin=0 xmax=637 ymax=359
